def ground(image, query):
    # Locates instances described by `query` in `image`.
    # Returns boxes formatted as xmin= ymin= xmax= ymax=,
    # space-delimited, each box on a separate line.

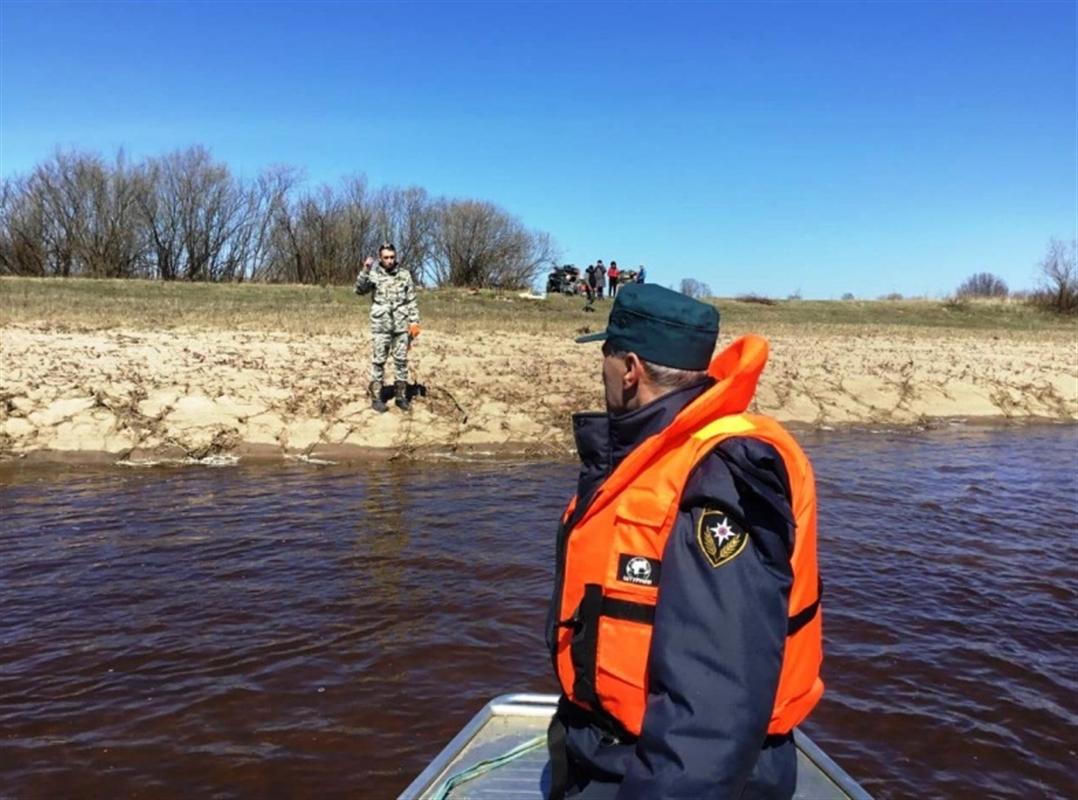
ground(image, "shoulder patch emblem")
xmin=696 ymin=509 xmax=749 ymax=568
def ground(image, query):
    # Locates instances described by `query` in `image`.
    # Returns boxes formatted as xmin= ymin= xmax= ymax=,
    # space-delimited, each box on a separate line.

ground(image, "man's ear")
xmin=623 ymin=352 xmax=645 ymax=391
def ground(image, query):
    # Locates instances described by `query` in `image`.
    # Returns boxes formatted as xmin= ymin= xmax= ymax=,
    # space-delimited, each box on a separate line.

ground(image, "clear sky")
xmin=1 ymin=1 xmax=1075 ymax=298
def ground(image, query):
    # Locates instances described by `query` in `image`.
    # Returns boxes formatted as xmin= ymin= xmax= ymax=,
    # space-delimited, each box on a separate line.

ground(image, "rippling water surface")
xmin=2 ymin=424 xmax=1076 ymax=798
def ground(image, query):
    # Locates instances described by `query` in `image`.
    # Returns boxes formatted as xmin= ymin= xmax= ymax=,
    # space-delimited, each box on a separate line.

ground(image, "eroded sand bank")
xmin=1 ymin=325 xmax=1075 ymax=464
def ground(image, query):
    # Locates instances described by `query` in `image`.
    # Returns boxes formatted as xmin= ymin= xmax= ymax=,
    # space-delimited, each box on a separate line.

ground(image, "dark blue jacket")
xmin=547 ymin=380 xmax=797 ymax=799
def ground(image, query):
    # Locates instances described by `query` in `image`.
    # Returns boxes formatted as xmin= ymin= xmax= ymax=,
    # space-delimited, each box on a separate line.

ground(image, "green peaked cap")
xmin=576 ymin=283 xmax=719 ymax=370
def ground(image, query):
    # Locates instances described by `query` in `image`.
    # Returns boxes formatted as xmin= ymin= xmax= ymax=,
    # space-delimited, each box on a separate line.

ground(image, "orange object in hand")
xmin=408 ymin=323 xmax=421 ymax=339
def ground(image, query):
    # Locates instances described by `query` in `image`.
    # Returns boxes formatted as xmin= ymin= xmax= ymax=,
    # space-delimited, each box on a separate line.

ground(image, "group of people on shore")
xmin=543 ymin=260 xmax=647 ymax=306
xmin=582 ymin=259 xmax=646 ymax=302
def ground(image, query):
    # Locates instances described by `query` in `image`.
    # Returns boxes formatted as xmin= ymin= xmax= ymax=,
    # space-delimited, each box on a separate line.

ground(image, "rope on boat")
xmin=429 ymin=734 xmax=547 ymax=800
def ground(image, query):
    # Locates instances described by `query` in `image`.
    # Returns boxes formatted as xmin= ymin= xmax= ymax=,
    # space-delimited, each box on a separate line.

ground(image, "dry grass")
xmin=1 ymin=276 xmax=1073 ymax=337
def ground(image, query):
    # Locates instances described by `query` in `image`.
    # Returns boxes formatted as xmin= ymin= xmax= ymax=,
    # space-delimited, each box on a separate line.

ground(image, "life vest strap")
xmin=601 ymin=596 xmax=656 ymax=625
xmin=558 ymin=593 xmax=657 ymax=631
xmin=565 ymin=580 xmax=819 ymax=638
xmin=787 ymin=578 xmax=823 ymax=636
xmin=570 ymin=585 xmax=604 ymax=706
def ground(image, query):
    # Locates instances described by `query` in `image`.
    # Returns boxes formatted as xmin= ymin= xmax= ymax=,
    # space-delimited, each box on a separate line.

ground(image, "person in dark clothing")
xmin=583 ymin=265 xmax=596 ymax=301
xmin=581 ymin=266 xmax=596 ymax=312
xmin=545 ymin=284 xmax=824 ymax=800
xmin=594 ymin=260 xmax=605 ymax=300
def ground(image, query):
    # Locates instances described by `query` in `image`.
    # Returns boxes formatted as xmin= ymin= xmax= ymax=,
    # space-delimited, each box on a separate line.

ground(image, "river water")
xmin=1 ymin=424 xmax=1076 ymax=799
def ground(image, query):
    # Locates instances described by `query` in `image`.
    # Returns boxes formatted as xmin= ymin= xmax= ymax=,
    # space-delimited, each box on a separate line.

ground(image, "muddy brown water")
xmin=1 ymin=424 xmax=1076 ymax=799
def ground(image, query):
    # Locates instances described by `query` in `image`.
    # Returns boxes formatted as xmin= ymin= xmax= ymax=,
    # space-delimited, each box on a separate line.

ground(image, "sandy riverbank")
xmin=1 ymin=322 xmax=1075 ymax=465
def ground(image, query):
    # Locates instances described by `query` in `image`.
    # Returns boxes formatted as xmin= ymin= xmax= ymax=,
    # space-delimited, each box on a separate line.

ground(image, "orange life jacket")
xmin=552 ymin=335 xmax=824 ymax=737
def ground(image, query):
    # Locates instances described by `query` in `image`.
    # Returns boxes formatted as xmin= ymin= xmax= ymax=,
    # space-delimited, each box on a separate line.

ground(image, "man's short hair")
xmin=379 ymin=242 xmax=396 ymax=254
xmin=604 ymin=345 xmax=708 ymax=391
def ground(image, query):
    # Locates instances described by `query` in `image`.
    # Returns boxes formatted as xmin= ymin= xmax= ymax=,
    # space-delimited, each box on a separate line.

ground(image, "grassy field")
xmin=0 ymin=276 xmax=1072 ymax=336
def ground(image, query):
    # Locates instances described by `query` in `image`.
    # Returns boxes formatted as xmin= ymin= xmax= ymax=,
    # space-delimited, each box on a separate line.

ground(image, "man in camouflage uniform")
xmin=354 ymin=243 xmax=420 ymax=412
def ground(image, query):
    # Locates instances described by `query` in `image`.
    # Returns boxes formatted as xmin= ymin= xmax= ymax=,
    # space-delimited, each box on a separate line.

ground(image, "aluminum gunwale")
xmin=396 ymin=693 xmax=550 ymax=800
xmin=397 ymin=693 xmax=873 ymax=800
xmin=793 ymin=728 xmax=875 ymax=800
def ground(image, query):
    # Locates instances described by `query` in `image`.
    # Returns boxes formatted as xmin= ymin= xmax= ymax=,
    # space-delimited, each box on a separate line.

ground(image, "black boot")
xmin=369 ymin=380 xmax=387 ymax=413
xmin=394 ymin=380 xmax=411 ymax=411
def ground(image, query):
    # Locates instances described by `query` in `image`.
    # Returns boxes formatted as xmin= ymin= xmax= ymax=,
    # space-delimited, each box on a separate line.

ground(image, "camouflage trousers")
xmin=371 ymin=329 xmax=410 ymax=384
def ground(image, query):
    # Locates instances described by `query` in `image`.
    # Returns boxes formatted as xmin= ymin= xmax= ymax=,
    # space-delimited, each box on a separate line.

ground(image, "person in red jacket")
xmin=606 ymin=261 xmax=620 ymax=299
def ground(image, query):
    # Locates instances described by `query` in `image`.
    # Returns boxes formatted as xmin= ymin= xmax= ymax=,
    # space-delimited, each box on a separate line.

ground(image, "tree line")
xmin=0 ymin=146 xmax=558 ymax=289
xmin=952 ymin=238 xmax=1077 ymax=314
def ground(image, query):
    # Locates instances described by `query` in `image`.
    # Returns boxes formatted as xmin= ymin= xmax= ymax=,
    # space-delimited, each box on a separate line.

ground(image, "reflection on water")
xmin=1 ymin=423 xmax=1075 ymax=799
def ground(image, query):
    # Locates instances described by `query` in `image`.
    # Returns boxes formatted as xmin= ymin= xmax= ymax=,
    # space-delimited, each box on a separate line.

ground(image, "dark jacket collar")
xmin=571 ymin=378 xmax=713 ymax=505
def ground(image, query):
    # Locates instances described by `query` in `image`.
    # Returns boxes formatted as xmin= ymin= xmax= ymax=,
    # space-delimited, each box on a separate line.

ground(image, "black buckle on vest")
xmin=557 ymin=607 xmax=583 ymax=632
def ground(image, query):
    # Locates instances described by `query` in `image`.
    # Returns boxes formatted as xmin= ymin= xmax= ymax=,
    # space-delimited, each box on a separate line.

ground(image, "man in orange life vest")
xmin=545 ymin=284 xmax=823 ymax=799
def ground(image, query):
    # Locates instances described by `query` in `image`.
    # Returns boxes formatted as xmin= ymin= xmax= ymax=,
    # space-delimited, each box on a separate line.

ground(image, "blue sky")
xmin=1 ymin=1 xmax=1075 ymax=298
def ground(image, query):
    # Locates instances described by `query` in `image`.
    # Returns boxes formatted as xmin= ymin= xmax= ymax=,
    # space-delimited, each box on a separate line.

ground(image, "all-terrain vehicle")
xmin=546 ymin=265 xmax=583 ymax=295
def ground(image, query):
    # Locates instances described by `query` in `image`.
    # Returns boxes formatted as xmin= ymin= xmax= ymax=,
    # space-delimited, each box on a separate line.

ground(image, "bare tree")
xmin=432 ymin=200 xmax=557 ymax=289
xmin=269 ymin=181 xmax=383 ymax=285
xmin=134 ymin=155 xmax=182 ymax=280
xmin=1033 ymin=237 xmax=1078 ymax=314
xmin=28 ymin=149 xmax=147 ymax=278
xmin=680 ymin=278 xmax=712 ymax=299
xmin=265 ymin=176 xmax=434 ymax=286
xmin=174 ymin=148 xmax=248 ymax=281
xmin=371 ymin=186 xmax=437 ymax=284
xmin=340 ymin=175 xmax=377 ymax=280
xmin=232 ymin=165 xmax=299 ymax=282
xmin=269 ymin=186 xmax=332 ymax=284
xmin=0 ymin=176 xmax=49 ymax=275
xmin=130 ymin=147 xmax=244 ymax=280
xmin=956 ymin=272 xmax=1008 ymax=298
xmin=133 ymin=149 xmax=299 ymax=282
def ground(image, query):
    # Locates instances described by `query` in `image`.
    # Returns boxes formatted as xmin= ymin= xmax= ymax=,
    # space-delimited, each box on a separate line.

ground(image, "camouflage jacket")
xmin=354 ymin=265 xmax=420 ymax=333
